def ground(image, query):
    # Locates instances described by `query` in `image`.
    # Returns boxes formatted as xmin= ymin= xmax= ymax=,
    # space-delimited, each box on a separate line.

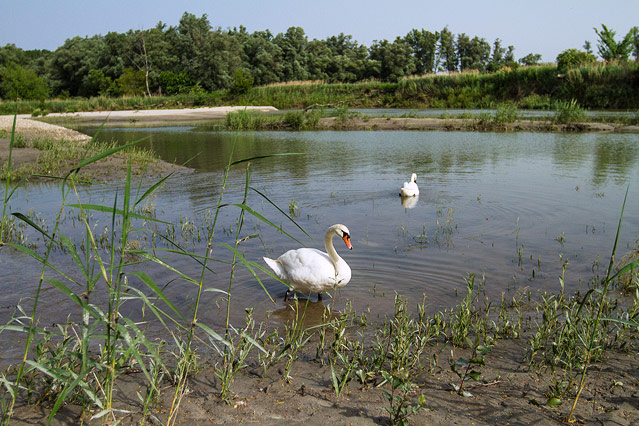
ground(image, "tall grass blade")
xmin=128 ymin=271 xmax=185 ymax=320
xmin=249 ymin=187 xmax=312 ymax=239
xmin=232 ymin=203 xmax=304 ymax=245
xmin=10 ymin=212 xmax=53 ymax=241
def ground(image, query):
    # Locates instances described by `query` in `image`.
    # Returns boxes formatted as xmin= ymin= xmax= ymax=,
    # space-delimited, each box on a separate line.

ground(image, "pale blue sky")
xmin=2 ymin=0 xmax=637 ymax=62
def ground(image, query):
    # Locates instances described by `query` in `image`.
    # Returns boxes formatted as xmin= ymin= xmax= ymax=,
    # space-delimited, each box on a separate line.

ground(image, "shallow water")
xmin=1 ymin=129 xmax=638 ymax=344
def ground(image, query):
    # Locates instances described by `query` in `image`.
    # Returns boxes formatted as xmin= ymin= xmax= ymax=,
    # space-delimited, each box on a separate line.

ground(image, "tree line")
xmin=0 ymin=12 xmax=638 ymax=100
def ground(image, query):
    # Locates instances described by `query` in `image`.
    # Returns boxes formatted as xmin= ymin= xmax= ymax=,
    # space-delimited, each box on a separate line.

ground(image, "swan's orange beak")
xmin=343 ymin=234 xmax=353 ymax=250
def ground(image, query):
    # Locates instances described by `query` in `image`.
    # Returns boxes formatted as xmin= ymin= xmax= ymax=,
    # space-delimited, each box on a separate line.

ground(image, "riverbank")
xmin=0 ymin=114 xmax=191 ymax=181
xmin=5 ymin=290 xmax=639 ymax=426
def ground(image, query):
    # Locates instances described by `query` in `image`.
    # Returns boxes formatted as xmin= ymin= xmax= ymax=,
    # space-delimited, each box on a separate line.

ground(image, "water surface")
xmin=1 ymin=129 xmax=638 ymax=335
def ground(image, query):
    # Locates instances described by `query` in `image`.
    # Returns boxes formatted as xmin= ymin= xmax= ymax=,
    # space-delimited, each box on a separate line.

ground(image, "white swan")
xmin=263 ymin=224 xmax=353 ymax=300
xmin=400 ymin=173 xmax=419 ymax=197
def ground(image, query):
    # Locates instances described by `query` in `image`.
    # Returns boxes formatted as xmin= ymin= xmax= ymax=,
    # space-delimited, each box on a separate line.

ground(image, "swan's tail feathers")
xmin=263 ymin=257 xmax=282 ymax=277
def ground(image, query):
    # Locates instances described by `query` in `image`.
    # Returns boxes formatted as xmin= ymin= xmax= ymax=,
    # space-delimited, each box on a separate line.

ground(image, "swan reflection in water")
xmin=270 ymin=298 xmax=337 ymax=328
xmin=401 ymin=194 xmax=419 ymax=209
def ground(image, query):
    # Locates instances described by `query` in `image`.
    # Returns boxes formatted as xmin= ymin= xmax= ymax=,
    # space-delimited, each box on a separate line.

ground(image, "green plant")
xmin=225 ymin=109 xmax=266 ymax=130
xmin=492 ymin=103 xmax=519 ymax=125
xmin=288 ymin=199 xmax=299 ymax=216
xmin=381 ymin=369 xmax=428 ymax=426
xmin=568 ymin=186 xmax=635 ymax=422
xmin=213 ymin=309 xmax=265 ymax=400
xmin=449 ymin=336 xmax=492 ymax=397
xmin=553 ymin=99 xmax=586 ymax=124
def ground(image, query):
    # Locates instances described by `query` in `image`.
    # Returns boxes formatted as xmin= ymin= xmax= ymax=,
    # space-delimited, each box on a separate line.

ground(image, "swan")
xmin=263 ymin=224 xmax=353 ymax=300
xmin=400 ymin=173 xmax=419 ymax=197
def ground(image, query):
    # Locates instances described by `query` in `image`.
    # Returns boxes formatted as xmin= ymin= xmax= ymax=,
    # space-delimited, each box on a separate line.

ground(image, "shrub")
xmin=556 ymin=49 xmax=596 ymax=73
xmin=553 ymin=99 xmax=587 ymax=123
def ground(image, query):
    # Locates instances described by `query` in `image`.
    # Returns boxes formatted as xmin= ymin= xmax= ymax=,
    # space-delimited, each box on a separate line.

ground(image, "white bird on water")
xmin=400 ymin=173 xmax=419 ymax=197
xmin=263 ymin=224 xmax=353 ymax=301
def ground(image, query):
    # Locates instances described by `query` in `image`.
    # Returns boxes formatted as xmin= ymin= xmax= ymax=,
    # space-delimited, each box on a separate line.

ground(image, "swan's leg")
xmin=284 ymin=289 xmax=293 ymax=301
xmin=318 ymin=292 xmax=323 ymax=301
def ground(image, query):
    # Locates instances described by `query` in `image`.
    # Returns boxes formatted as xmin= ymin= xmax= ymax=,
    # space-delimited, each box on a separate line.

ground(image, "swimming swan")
xmin=263 ymin=224 xmax=353 ymax=300
xmin=400 ymin=173 xmax=419 ymax=197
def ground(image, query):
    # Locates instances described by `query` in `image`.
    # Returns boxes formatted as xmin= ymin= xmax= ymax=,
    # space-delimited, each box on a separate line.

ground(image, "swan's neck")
xmin=324 ymin=231 xmax=342 ymax=266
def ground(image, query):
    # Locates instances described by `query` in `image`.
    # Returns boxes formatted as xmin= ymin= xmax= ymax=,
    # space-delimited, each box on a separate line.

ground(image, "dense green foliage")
xmin=1 ymin=12 xmax=544 ymax=99
xmin=0 ymin=14 xmax=637 ymax=110
xmin=1 ymin=60 xmax=639 ymax=114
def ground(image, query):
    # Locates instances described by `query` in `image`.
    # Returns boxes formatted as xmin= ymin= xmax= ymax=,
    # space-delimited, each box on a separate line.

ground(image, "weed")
xmin=449 ymin=336 xmax=492 ymax=397
xmin=553 ymin=99 xmax=587 ymax=124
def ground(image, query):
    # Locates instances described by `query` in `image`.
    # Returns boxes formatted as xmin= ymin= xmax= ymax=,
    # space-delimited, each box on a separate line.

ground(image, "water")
xmin=1 ymin=128 xmax=638 ymax=338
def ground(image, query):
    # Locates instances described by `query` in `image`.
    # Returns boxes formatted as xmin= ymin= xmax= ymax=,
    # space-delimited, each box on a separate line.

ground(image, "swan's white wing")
xmin=269 ymin=248 xmax=339 ymax=293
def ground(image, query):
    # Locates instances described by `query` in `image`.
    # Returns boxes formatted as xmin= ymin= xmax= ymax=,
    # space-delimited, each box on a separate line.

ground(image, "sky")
xmin=2 ymin=0 xmax=638 ymax=63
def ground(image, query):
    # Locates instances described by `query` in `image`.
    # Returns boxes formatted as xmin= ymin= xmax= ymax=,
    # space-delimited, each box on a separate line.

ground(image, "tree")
xmin=229 ymin=68 xmax=253 ymax=95
xmin=487 ymin=38 xmax=506 ymax=71
xmin=556 ymin=48 xmax=596 ymax=72
xmin=236 ymin=29 xmax=284 ymax=85
xmin=438 ymin=27 xmax=458 ymax=72
xmin=274 ymin=27 xmax=310 ymax=81
xmin=368 ymin=38 xmax=416 ymax=81
xmin=629 ymin=26 xmax=639 ymax=60
xmin=404 ymin=29 xmax=439 ymax=74
xmin=456 ymin=34 xmax=491 ymax=71
xmin=0 ymin=63 xmax=49 ymax=99
xmin=594 ymin=24 xmax=633 ymax=61
xmin=518 ymin=53 xmax=542 ymax=66
xmin=47 ymin=36 xmax=105 ymax=96
xmin=115 ymin=67 xmax=145 ymax=96
xmin=583 ymin=40 xmax=593 ymax=55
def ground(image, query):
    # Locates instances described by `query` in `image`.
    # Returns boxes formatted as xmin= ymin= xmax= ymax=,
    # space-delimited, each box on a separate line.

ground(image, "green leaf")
xmin=467 ymin=370 xmax=481 ymax=381
xmin=11 ymin=212 xmax=53 ymax=241
xmin=469 ymin=357 xmax=485 ymax=366
xmin=66 ymin=138 xmax=147 ymax=176
xmin=249 ymin=186 xmax=311 ymax=239
xmin=129 ymin=271 xmax=185 ymax=320
xmin=232 ymin=203 xmax=303 ymax=245
xmin=134 ymin=172 xmax=174 ymax=208
xmin=455 ymin=357 xmax=469 ymax=367
xmin=476 ymin=345 xmax=492 ymax=355
xmin=547 ymin=397 xmax=562 ymax=406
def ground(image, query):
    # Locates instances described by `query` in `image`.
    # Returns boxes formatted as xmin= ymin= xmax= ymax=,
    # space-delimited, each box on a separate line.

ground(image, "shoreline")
xmin=3 ymin=106 xmax=639 ymax=134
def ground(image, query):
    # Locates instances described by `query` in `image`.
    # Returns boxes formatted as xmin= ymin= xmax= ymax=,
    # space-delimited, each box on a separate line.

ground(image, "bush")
xmin=229 ymin=69 xmax=254 ymax=96
xmin=556 ymin=49 xmax=596 ymax=73
xmin=553 ymin=99 xmax=587 ymax=124
xmin=226 ymin=109 xmax=265 ymax=130
xmin=0 ymin=64 xmax=50 ymax=100
xmin=493 ymin=103 xmax=519 ymax=124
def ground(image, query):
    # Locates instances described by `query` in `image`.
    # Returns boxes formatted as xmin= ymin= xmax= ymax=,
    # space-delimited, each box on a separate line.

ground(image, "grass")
xmin=0 ymin=135 xmax=159 ymax=182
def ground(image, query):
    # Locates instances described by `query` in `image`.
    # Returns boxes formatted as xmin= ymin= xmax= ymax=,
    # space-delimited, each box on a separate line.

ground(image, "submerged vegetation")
xmin=0 ymin=119 xmax=638 ymax=425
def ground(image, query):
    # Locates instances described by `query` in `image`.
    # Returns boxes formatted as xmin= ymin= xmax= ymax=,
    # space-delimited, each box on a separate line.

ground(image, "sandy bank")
xmin=32 ymin=105 xmax=279 ymax=125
